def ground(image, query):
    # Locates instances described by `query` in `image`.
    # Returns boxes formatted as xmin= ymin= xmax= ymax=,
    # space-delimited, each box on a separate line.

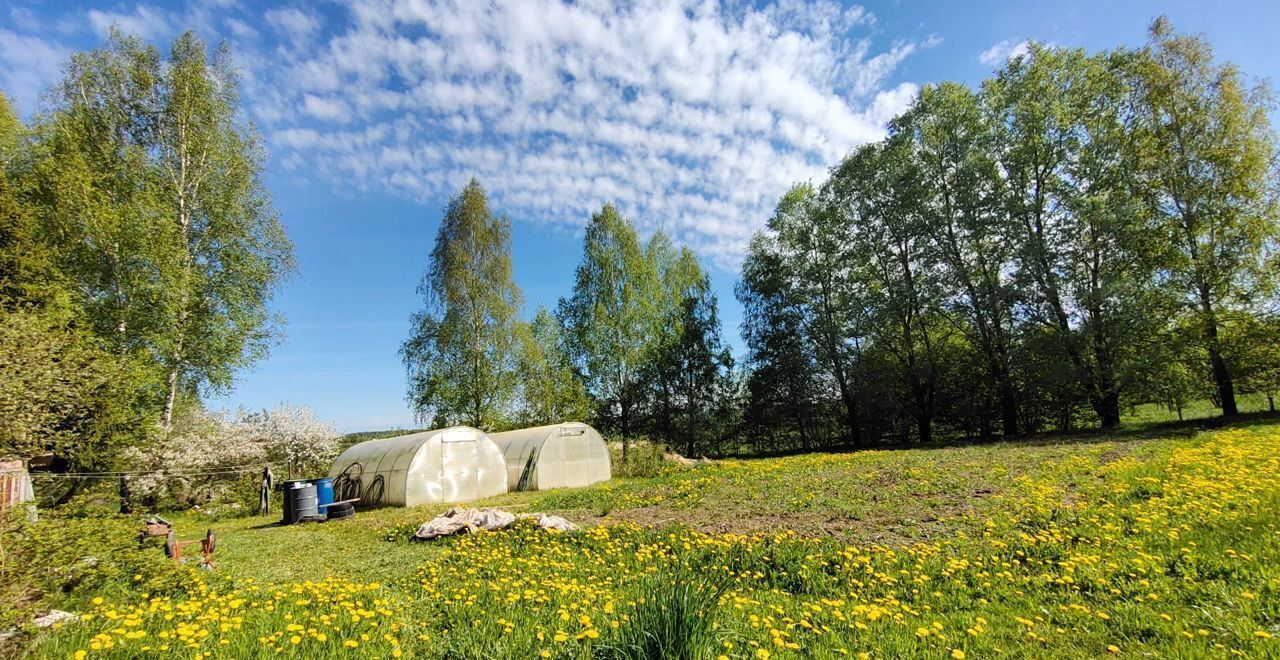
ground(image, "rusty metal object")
xmin=139 ymin=517 xmax=216 ymax=569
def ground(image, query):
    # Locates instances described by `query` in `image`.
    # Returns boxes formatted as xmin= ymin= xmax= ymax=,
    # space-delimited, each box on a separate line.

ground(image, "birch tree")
xmin=402 ymin=178 xmax=523 ymax=430
xmin=1135 ymin=17 xmax=1280 ymax=417
xmin=512 ymin=307 xmax=592 ymax=428
xmin=558 ymin=204 xmax=659 ymax=457
xmin=35 ymin=31 xmax=293 ymax=430
xmin=155 ymin=33 xmax=294 ymax=428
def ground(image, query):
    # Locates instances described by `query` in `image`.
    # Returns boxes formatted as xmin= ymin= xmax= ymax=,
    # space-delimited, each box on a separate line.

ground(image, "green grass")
xmin=11 ymin=415 xmax=1280 ymax=658
xmin=1121 ymin=392 xmax=1272 ymax=427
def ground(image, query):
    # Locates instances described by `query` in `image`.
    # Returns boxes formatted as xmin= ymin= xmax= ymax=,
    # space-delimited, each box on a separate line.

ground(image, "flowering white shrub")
xmin=239 ymin=403 xmax=341 ymax=479
xmin=123 ymin=404 xmax=339 ymax=507
xmin=123 ymin=407 xmax=263 ymax=505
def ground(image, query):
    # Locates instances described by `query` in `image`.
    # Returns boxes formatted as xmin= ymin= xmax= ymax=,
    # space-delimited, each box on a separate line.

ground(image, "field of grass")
xmin=1122 ymin=392 xmax=1273 ymax=428
xmin=12 ymin=415 xmax=1280 ymax=658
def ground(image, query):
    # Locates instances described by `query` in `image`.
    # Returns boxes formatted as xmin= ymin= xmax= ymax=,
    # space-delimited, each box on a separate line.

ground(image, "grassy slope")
xmin=24 ymin=415 xmax=1280 ymax=658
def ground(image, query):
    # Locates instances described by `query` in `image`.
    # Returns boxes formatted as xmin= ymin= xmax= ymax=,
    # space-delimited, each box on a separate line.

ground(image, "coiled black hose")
xmin=362 ymin=474 xmax=385 ymax=506
xmin=332 ymin=462 xmax=363 ymax=502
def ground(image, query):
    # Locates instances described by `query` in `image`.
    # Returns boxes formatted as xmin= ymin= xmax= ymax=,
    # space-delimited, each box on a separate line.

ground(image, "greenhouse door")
xmin=438 ymin=431 xmax=479 ymax=503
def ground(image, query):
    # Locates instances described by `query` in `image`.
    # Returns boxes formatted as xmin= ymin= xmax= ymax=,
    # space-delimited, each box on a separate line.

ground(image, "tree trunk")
xmin=794 ymin=408 xmax=810 ymax=452
xmin=1209 ymin=342 xmax=1238 ymax=416
xmin=685 ymin=409 xmax=696 ymax=458
xmin=831 ymin=364 xmax=861 ymax=446
xmin=51 ymin=477 xmax=88 ymax=507
xmin=1268 ymin=393 xmax=1275 ymax=413
xmin=162 ymin=364 xmax=181 ymax=431
xmin=916 ymin=412 xmax=932 ymax=446
xmin=1093 ymin=390 xmax=1121 ymax=430
xmin=119 ymin=475 xmax=133 ymax=514
xmin=1199 ymin=293 xmax=1238 ymax=416
xmin=998 ymin=377 xmax=1018 ymax=437
xmin=619 ymin=397 xmax=630 ymax=462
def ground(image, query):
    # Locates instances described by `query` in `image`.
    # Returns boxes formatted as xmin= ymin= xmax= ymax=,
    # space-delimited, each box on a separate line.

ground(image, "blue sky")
xmin=2 ymin=1 xmax=1277 ymax=432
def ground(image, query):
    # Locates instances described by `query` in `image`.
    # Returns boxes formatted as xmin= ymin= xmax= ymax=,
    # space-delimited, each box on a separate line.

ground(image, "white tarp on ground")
xmin=413 ymin=506 xmax=577 ymax=540
xmin=490 ymin=423 xmax=611 ymax=491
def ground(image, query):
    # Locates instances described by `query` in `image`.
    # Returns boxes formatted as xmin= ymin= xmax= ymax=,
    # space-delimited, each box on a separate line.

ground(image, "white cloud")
xmin=258 ymin=0 xmax=924 ymax=269
xmin=301 ymin=94 xmax=351 ymax=123
xmin=9 ymin=7 xmax=42 ymax=32
xmin=86 ymin=5 xmax=172 ymax=39
xmin=265 ymin=7 xmax=320 ymax=46
xmin=225 ymin=17 xmax=259 ymax=41
xmin=978 ymin=38 xmax=1030 ymax=67
xmin=0 ymin=29 xmax=68 ymax=115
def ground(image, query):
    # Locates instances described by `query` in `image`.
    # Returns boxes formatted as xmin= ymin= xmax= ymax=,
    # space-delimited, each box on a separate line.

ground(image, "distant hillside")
xmin=339 ymin=428 xmax=427 ymax=451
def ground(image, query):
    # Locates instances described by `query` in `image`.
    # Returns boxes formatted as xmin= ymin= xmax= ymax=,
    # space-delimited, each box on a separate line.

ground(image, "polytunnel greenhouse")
xmin=328 ymin=426 xmax=508 ymax=507
xmin=490 ymin=422 xmax=611 ymax=491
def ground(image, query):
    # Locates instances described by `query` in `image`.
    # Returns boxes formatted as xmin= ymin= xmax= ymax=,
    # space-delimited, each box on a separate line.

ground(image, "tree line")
xmin=738 ymin=18 xmax=1280 ymax=450
xmin=0 ymin=30 xmax=293 ymax=489
xmin=402 ymin=182 xmax=735 ymax=459
xmin=406 ymin=19 xmax=1280 ymax=457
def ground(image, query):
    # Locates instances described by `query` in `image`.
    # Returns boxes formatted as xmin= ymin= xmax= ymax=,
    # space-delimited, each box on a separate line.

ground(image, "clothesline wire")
xmin=25 ymin=460 xmax=280 ymax=477
xmin=29 ymin=462 xmax=285 ymax=480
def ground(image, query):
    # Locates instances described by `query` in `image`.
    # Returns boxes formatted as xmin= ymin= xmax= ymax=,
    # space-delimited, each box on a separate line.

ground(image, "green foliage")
xmin=0 ymin=92 xmax=147 ymax=469
xmin=830 ymin=136 xmax=951 ymax=444
xmin=902 ymin=82 xmax=1020 ymax=435
xmin=984 ymin=44 xmax=1163 ymax=429
xmin=402 ymin=178 xmax=522 ymax=430
xmin=1134 ymin=16 xmax=1280 ymax=416
xmin=607 ymin=440 xmax=668 ymax=479
xmin=1 ymin=29 xmax=293 ymax=478
xmin=0 ymin=308 xmax=143 ymax=469
xmin=339 ymin=428 xmax=429 ymax=452
xmin=597 ymin=568 xmax=724 ymax=660
xmin=0 ymin=512 xmax=188 ymax=631
xmin=32 ymin=31 xmax=294 ymax=431
xmin=740 ymin=21 xmax=1280 ymax=449
xmin=737 ymin=230 xmax=829 ymax=451
xmin=559 ymin=204 xmax=660 ymax=444
xmin=511 ymin=306 xmax=593 ymax=429
xmin=642 ymin=237 xmax=734 ymax=457
xmin=1224 ymin=315 xmax=1280 ymax=409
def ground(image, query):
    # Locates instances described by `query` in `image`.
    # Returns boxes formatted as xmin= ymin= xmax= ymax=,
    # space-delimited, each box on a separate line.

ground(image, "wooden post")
xmin=259 ymin=465 xmax=274 ymax=516
xmin=119 ymin=475 xmax=133 ymax=514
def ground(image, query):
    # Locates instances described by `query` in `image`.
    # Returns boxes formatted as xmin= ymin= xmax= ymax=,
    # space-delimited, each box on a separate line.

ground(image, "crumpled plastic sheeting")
xmin=519 ymin=512 xmax=577 ymax=532
xmin=413 ymin=507 xmax=577 ymax=540
xmin=34 ymin=610 xmax=78 ymax=628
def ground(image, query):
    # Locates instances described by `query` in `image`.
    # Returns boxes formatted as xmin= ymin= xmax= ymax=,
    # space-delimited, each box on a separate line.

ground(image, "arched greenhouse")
xmin=490 ymin=422 xmax=611 ymax=491
xmin=328 ymin=426 xmax=508 ymax=507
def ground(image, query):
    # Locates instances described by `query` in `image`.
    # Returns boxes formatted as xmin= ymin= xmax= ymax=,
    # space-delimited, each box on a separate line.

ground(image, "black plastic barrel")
xmin=280 ymin=480 xmax=318 ymax=524
xmin=291 ymin=483 xmax=318 ymax=523
xmin=278 ymin=479 xmax=306 ymax=524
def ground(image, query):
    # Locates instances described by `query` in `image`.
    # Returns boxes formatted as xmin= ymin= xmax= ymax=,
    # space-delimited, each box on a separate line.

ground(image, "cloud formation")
xmin=978 ymin=38 xmax=1029 ymax=67
xmin=86 ymin=5 xmax=172 ymax=39
xmin=253 ymin=0 xmax=928 ymax=268
xmin=4 ymin=0 xmax=932 ymax=270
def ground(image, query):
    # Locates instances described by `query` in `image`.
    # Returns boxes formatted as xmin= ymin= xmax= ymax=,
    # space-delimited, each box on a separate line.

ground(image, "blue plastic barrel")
xmin=312 ymin=477 xmax=334 ymax=512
